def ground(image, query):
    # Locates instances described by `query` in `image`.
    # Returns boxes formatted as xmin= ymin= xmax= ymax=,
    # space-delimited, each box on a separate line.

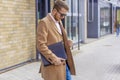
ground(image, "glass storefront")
xmin=117 ymin=8 xmax=120 ymax=21
xmin=65 ymin=0 xmax=83 ymax=45
xmin=100 ymin=4 xmax=111 ymax=36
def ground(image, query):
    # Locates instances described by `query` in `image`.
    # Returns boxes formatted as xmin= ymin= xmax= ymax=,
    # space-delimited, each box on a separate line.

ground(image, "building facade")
xmin=0 ymin=0 xmax=119 ymax=71
xmin=87 ymin=0 xmax=120 ymax=38
xmin=0 ymin=0 xmax=36 ymax=70
xmin=65 ymin=0 xmax=87 ymax=48
xmin=87 ymin=0 xmax=112 ymax=38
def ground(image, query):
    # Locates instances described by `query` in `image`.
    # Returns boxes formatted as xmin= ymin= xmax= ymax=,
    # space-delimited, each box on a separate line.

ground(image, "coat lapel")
xmin=59 ymin=21 xmax=76 ymax=75
xmin=46 ymin=14 xmax=62 ymax=35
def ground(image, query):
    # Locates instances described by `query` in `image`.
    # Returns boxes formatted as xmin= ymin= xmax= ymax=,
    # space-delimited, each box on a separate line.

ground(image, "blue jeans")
xmin=66 ymin=64 xmax=72 ymax=80
xmin=116 ymin=27 xmax=120 ymax=36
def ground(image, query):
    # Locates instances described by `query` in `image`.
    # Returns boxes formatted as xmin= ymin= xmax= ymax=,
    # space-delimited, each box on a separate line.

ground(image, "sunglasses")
xmin=57 ymin=10 xmax=67 ymax=17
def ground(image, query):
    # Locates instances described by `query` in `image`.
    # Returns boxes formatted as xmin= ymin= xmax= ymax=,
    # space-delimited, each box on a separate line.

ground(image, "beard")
xmin=54 ymin=13 xmax=61 ymax=22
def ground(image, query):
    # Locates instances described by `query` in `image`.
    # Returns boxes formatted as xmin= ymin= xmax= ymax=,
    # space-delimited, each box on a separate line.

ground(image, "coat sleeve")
xmin=37 ymin=20 xmax=58 ymax=64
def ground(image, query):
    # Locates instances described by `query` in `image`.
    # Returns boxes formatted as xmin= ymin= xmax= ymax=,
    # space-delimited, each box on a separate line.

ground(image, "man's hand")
xmin=53 ymin=57 xmax=65 ymax=65
xmin=68 ymin=40 xmax=73 ymax=47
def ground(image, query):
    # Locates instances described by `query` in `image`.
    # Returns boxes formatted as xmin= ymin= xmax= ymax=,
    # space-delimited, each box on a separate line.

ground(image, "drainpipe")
xmin=35 ymin=0 xmax=39 ymax=61
xmin=77 ymin=0 xmax=80 ymax=50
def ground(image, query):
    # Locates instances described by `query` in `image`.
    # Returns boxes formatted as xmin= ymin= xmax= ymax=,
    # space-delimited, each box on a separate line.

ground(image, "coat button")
xmin=63 ymin=62 xmax=65 ymax=65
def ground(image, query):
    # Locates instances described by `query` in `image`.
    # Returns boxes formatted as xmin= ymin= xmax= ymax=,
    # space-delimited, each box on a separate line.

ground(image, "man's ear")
xmin=52 ymin=9 xmax=57 ymax=15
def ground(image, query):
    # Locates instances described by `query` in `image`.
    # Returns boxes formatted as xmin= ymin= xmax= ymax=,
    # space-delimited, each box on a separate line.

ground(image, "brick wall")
xmin=0 ymin=0 xmax=36 ymax=69
xmin=50 ymin=0 xmax=54 ymax=12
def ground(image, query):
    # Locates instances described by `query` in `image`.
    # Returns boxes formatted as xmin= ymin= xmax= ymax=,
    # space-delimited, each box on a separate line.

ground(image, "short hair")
xmin=53 ymin=0 xmax=69 ymax=11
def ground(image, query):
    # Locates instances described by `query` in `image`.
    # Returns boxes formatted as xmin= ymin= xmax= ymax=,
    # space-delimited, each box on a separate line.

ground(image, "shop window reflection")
xmin=100 ymin=7 xmax=111 ymax=36
xmin=65 ymin=0 xmax=78 ymax=43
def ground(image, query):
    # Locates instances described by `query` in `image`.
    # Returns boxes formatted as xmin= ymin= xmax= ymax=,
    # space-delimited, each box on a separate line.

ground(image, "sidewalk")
xmin=0 ymin=34 xmax=120 ymax=80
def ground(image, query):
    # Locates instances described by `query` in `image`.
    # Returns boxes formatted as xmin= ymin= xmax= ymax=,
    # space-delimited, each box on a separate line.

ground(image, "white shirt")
xmin=49 ymin=13 xmax=62 ymax=35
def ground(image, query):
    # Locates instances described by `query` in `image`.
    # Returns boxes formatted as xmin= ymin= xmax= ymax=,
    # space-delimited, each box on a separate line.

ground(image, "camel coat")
xmin=37 ymin=13 xmax=76 ymax=80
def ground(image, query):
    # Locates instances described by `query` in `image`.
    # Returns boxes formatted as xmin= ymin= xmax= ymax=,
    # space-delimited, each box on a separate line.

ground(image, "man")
xmin=37 ymin=0 xmax=76 ymax=80
xmin=116 ymin=20 xmax=120 ymax=37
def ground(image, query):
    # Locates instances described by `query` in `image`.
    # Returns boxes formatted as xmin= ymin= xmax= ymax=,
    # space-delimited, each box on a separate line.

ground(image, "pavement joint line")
xmin=0 ymin=60 xmax=36 ymax=74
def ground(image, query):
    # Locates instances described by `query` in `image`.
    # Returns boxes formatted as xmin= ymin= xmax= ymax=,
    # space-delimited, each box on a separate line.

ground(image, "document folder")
xmin=40 ymin=41 xmax=67 ymax=66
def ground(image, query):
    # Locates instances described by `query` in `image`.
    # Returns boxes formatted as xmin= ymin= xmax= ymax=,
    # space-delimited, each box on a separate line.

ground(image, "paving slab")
xmin=0 ymin=34 xmax=120 ymax=80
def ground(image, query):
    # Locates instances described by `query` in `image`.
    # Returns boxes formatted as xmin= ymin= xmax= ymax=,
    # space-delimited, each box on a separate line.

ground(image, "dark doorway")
xmin=36 ymin=0 xmax=51 ymax=60
xmin=38 ymin=0 xmax=50 ymax=19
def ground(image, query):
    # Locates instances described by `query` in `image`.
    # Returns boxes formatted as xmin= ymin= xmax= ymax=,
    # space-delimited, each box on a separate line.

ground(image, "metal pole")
xmin=71 ymin=0 xmax=74 ymax=49
xmin=77 ymin=0 xmax=80 ymax=50
xmin=45 ymin=0 xmax=48 ymax=15
xmin=35 ymin=0 xmax=39 ymax=60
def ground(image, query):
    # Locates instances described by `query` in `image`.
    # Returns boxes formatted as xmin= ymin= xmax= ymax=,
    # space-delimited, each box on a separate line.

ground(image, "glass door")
xmin=65 ymin=0 xmax=79 ymax=43
xmin=100 ymin=7 xmax=111 ymax=36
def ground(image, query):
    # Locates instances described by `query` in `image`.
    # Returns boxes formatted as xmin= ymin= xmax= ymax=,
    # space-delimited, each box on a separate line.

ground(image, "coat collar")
xmin=46 ymin=13 xmax=62 ymax=35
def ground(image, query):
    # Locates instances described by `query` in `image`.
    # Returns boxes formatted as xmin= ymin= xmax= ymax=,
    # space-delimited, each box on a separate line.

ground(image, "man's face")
xmin=54 ymin=8 xmax=68 ymax=21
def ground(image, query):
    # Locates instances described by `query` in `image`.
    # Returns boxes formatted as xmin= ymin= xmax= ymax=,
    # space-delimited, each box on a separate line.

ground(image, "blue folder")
xmin=40 ymin=41 xmax=67 ymax=66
